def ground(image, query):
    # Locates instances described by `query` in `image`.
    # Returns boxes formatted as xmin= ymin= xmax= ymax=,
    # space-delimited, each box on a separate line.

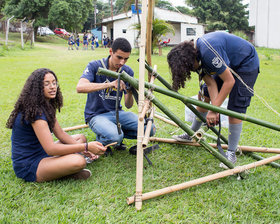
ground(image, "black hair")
xmin=6 ymin=68 xmax=63 ymax=131
xmin=111 ymin=38 xmax=132 ymax=53
xmin=167 ymin=40 xmax=197 ymax=91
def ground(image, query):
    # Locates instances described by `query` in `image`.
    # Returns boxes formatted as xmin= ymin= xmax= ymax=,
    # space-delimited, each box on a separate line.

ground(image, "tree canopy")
xmin=186 ymin=0 xmax=249 ymax=31
xmin=4 ymin=0 xmax=92 ymax=32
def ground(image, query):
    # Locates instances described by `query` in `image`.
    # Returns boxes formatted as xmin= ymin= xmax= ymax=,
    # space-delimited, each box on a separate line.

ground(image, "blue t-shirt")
xmin=80 ymin=56 xmax=134 ymax=123
xmin=196 ymin=32 xmax=259 ymax=77
xmin=11 ymin=113 xmax=49 ymax=165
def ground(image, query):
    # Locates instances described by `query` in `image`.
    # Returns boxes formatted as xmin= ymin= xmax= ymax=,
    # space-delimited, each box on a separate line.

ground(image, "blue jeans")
xmin=88 ymin=111 xmax=156 ymax=146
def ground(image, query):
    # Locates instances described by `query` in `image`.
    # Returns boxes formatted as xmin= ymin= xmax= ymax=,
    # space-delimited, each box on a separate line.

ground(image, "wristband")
xmin=84 ymin=142 xmax=88 ymax=152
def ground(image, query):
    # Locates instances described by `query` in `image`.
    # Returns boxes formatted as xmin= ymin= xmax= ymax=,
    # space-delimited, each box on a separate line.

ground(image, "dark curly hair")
xmin=167 ymin=40 xmax=197 ymax=91
xmin=6 ymin=68 xmax=63 ymax=131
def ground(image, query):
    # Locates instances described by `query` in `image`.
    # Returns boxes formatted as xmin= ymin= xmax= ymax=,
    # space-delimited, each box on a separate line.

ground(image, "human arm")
xmin=32 ymin=119 xmax=106 ymax=156
xmin=203 ymin=67 xmax=235 ymax=125
xmin=124 ymin=89 xmax=134 ymax=109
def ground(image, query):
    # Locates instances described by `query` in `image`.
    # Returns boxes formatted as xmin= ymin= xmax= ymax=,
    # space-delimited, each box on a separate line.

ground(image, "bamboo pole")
xmin=62 ymin=124 xmax=89 ymax=132
xmin=146 ymin=0 xmax=154 ymax=82
xmin=96 ymin=68 xmax=280 ymax=132
xmin=149 ymin=137 xmax=280 ymax=154
xmin=139 ymin=100 xmax=150 ymax=121
xmin=127 ymin=154 xmax=280 ymax=205
xmin=142 ymin=107 xmax=155 ymax=147
xmin=243 ymin=151 xmax=280 ymax=169
xmin=142 ymin=61 xmax=173 ymax=90
xmin=139 ymin=65 xmax=157 ymax=121
xmin=154 ymin=113 xmax=178 ymax=126
xmin=135 ymin=0 xmax=148 ymax=210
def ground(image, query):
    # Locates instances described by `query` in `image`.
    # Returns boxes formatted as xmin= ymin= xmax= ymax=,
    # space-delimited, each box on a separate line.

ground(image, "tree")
xmin=4 ymin=0 xmax=92 ymax=35
xmin=84 ymin=0 xmax=111 ymax=31
xmin=186 ymin=0 xmax=249 ymax=31
xmin=48 ymin=0 xmax=92 ymax=32
xmin=0 ymin=0 xmax=7 ymax=12
xmin=4 ymin=0 xmax=51 ymax=28
xmin=155 ymin=0 xmax=191 ymax=15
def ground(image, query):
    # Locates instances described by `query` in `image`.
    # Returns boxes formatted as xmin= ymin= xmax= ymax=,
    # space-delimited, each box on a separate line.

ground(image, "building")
xmin=249 ymin=0 xmax=280 ymax=49
xmin=101 ymin=7 xmax=204 ymax=48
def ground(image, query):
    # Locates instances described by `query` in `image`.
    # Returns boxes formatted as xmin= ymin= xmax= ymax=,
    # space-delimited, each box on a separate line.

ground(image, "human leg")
xmin=88 ymin=112 xmax=124 ymax=146
xmin=117 ymin=111 xmax=156 ymax=139
xmin=173 ymin=92 xmax=209 ymax=142
xmin=36 ymin=154 xmax=88 ymax=182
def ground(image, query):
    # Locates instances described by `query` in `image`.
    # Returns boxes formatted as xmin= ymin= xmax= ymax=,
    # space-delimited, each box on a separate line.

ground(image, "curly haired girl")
xmin=7 ymin=68 xmax=106 ymax=182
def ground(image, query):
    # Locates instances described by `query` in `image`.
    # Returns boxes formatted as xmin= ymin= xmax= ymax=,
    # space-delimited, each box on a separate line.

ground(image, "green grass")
xmin=1 ymin=35 xmax=280 ymax=223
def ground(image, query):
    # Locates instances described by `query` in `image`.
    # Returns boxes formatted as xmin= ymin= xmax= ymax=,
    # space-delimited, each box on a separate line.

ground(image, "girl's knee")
xmin=70 ymin=154 xmax=87 ymax=169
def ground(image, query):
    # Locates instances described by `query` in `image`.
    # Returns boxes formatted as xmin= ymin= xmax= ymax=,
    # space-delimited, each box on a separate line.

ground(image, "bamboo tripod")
xmin=97 ymin=65 xmax=280 ymax=209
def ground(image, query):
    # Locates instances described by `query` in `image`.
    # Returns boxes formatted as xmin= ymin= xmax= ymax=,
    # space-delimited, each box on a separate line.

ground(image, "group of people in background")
xmin=68 ymin=32 xmax=100 ymax=51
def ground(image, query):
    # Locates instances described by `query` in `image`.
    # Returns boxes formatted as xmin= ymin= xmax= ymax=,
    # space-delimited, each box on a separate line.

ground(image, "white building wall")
xmin=163 ymin=23 xmax=181 ymax=45
xmin=102 ymin=7 xmax=204 ymax=48
xmin=181 ymin=23 xmax=204 ymax=42
xmin=113 ymin=16 xmax=138 ymax=48
xmin=250 ymin=0 xmax=280 ymax=49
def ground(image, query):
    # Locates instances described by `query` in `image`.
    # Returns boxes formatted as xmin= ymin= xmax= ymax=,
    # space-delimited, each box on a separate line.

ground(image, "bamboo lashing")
xmin=139 ymin=100 xmax=151 ymax=121
xmin=139 ymin=65 xmax=157 ymax=121
xmin=127 ymin=154 xmax=280 ymax=205
xmin=149 ymin=137 xmax=280 ymax=154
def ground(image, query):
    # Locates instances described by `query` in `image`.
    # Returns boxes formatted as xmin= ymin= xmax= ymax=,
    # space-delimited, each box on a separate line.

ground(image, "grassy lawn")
xmin=1 ymin=34 xmax=280 ymax=223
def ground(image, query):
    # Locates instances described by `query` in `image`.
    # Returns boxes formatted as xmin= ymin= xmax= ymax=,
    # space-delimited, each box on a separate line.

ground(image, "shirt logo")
xmin=99 ymin=79 xmax=120 ymax=101
xmin=84 ymin=67 xmax=89 ymax=74
xmin=212 ymin=57 xmax=223 ymax=68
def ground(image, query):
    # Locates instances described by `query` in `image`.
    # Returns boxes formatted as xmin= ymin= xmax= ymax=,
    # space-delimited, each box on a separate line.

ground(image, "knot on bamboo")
xmin=146 ymin=91 xmax=155 ymax=101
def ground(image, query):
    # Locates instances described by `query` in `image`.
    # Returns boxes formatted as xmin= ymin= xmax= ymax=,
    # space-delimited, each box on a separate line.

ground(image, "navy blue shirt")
xmin=11 ymin=113 xmax=49 ymax=166
xmin=197 ymin=32 xmax=259 ymax=77
xmin=80 ymin=56 xmax=134 ymax=123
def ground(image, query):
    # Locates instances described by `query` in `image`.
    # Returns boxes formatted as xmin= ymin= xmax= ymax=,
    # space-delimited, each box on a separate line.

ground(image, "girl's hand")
xmin=88 ymin=141 xmax=107 ymax=155
xmin=82 ymin=151 xmax=99 ymax=160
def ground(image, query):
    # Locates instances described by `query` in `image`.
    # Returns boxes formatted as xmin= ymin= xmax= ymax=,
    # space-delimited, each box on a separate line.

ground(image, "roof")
xmin=102 ymin=7 xmax=198 ymax=24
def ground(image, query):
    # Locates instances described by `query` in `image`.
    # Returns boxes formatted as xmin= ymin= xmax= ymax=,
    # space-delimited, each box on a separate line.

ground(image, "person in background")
xmin=91 ymin=35 xmax=95 ymax=51
xmin=75 ymin=34 xmax=80 ymax=50
xmin=68 ymin=35 xmax=75 ymax=50
xmin=167 ymin=31 xmax=259 ymax=167
xmin=95 ymin=36 xmax=99 ymax=48
xmin=83 ymin=32 xmax=88 ymax=50
xmin=6 ymin=68 xmax=107 ymax=182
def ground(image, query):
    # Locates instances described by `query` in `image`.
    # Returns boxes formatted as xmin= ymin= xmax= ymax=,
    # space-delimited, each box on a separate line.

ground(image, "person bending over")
xmin=6 ymin=68 xmax=107 ymax=182
xmin=76 ymin=37 xmax=156 ymax=152
xmin=167 ymin=31 xmax=259 ymax=165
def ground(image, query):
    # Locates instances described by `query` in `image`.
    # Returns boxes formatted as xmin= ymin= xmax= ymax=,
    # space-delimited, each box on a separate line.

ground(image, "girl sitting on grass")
xmin=6 ymin=68 xmax=107 ymax=182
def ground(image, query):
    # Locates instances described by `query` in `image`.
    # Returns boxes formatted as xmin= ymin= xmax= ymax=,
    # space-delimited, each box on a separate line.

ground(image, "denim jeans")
xmin=88 ymin=111 xmax=156 ymax=146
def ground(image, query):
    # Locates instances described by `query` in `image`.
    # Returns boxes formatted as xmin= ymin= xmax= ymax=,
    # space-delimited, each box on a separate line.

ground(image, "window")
xmin=122 ymin=29 xmax=127 ymax=33
xmin=186 ymin=28 xmax=196 ymax=36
